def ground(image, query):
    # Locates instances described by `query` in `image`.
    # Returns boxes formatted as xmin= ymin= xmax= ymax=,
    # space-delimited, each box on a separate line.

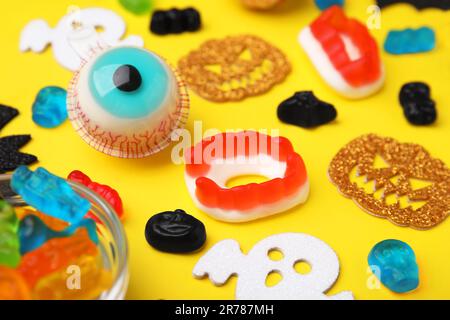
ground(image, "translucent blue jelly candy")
xmin=32 ymin=86 xmax=68 ymax=128
xmin=11 ymin=166 xmax=91 ymax=224
xmin=384 ymin=27 xmax=435 ymax=55
xmin=368 ymin=239 xmax=419 ymax=293
xmin=19 ymin=215 xmax=98 ymax=255
xmin=315 ymin=0 xmax=344 ymax=10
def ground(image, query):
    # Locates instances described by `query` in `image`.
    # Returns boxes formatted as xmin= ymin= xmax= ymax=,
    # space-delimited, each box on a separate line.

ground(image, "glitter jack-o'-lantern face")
xmin=68 ymin=46 xmax=189 ymax=158
xmin=178 ymin=35 xmax=291 ymax=102
xmin=328 ymin=134 xmax=450 ymax=229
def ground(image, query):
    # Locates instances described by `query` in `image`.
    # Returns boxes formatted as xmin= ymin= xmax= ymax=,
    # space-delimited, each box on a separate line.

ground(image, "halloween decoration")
xmin=298 ymin=6 xmax=385 ymax=99
xmin=277 ymin=91 xmax=337 ymax=128
xmin=184 ymin=131 xmax=309 ymax=223
xmin=241 ymin=0 xmax=284 ymax=10
xmin=328 ymin=134 xmax=450 ymax=230
xmin=193 ymin=233 xmax=354 ymax=300
xmin=178 ymin=35 xmax=291 ymax=102
xmin=19 ymin=8 xmax=144 ymax=71
xmin=67 ymin=41 xmax=190 ymax=158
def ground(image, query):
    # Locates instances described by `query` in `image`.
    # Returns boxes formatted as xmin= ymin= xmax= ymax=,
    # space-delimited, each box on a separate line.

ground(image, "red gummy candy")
xmin=68 ymin=171 xmax=124 ymax=218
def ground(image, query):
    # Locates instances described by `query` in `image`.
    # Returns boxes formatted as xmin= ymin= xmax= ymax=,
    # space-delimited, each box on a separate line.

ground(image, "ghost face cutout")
xmin=193 ymin=233 xmax=354 ymax=300
xmin=19 ymin=8 xmax=144 ymax=71
xmin=328 ymin=134 xmax=450 ymax=229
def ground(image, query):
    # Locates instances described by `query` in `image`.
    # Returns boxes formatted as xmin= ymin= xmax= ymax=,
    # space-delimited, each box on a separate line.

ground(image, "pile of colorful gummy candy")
xmin=0 ymin=166 xmax=114 ymax=300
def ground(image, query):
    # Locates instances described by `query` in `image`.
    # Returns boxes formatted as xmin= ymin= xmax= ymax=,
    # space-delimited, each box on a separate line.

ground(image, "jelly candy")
xmin=150 ymin=8 xmax=202 ymax=35
xmin=67 ymin=46 xmax=190 ymax=158
xmin=299 ymin=6 xmax=385 ymax=99
xmin=185 ymin=131 xmax=309 ymax=223
xmin=119 ymin=0 xmax=153 ymax=15
xmin=19 ymin=215 xmax=98 ymax=255
xmin=0 ymin=201 xmax=20 ymax=268
xmin=11 ymin=166 xmax=91 ymax=224
xmin=33 ymin=255 xmax=112 ymax=300
xmin=145 ymin=209 xmax=206 ymax=253
xmin=0 ymin=135 xmax=38 ymax=174
xmin=368 ymin=239 xmax=419 ymax=293
xmin=277 ymin=91 xmax=337 ymax=128
xmin=399 ymin=82 xmax=436 ymax=125
xmin=0 ymin=104 xmax=19 ymax=130
xmin=0 ymin=266 xmax=31 ymax=300
xmin=68 ymin=170 xmax=124 ymax=218
xmin=377 ymin=0 xmax=450 ymax=11
xmin=384 ymin=27 xmax=435 ymax=55
xmin=315 ymin=0 xmax=344 ymax=10
xmin=17 ymin=208 xmax=68 ymax=231
xmin=32 ymin=86 xmax=68 ymax=128
xmin=18 ymin=228 xmax=98 ymax=287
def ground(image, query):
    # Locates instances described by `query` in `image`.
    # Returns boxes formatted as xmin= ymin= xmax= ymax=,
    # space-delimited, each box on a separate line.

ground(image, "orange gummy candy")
xmin=32 ymin=254 xmax=112 ymax=300
xmin=16 ymin=207 xmax=68 ymax=231
xmin=0 ymin=266 xmax=32 ymax=300
xmin=18 ymin=228 xmax=98 ymax=288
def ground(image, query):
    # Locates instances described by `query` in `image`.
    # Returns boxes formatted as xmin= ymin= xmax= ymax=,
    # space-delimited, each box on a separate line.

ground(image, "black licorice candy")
xmin=145 ymin=209 xmax=206 ymax=253
xmin=377 ymin=0 xmax=450 ymax=10
xmin=150 ymin=7 xmax=202 ymax=35
xmin=399 ymin=82 xmax=437 ymax=125
xmin=277 ymin=91 xmax=337 ymax=128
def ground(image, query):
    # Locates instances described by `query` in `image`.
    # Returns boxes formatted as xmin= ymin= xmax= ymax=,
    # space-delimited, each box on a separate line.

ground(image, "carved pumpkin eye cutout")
xmin=329 ymin=134 xmax=450 ymax=230
xmin=178 ymin=35 xmax=291 ymax=102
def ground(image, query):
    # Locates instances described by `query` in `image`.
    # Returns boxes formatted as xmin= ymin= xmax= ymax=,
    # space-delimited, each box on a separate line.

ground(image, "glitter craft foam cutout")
xmin=184 ymin=131 xmax=309 ymax=223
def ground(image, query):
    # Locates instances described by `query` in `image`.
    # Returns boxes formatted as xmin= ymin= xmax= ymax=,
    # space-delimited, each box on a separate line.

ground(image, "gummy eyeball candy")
xmin=68 ymin=46 xmax=190 ymax=158
xmin=368 ymin=239 xmax=419 ymax=293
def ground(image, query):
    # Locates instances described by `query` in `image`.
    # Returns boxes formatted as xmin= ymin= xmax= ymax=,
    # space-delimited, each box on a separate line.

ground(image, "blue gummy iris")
xmin=314 ymin=0 xmax=344 ymax=10
xmin=32 ymin=86 xmax=68 ymax=128
xmin=384 ymin=27 xmax=435 ymax=55
xmin=368 ymin=239 xmax=419 ymax=293
xmin=11 ymin=166 xmax=91 ymax=224
xmin=88 ymin=47 xmax=169 ymax=119
xmin=19 ymin=215 xmax=99 ymax=255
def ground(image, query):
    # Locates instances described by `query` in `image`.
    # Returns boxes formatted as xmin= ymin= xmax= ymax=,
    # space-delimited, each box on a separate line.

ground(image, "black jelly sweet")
xmin=399 ymin=82 xmax=437 ymax=125
xmin=277 ymin=91 xmax=337 ymax=128
xmin=377 ymin=0 xmax=450 ymax=11
xmin=145 ymin=209 xmax=206 ymax=253
xmin=0 ymin=104 xmax=19 ymax=131
xmin=150 ymin=7 xmax=202 ymax=35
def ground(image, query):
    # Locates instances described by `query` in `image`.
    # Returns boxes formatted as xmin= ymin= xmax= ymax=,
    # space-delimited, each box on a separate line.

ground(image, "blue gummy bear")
xmin=11 ymin=166 xmax=91 ymax=224
xmin=32 ymin=86 xmax=68 ymax=128
xmin=315 ymin=0 xmax=344 ymax=10
xmin=384 ymin=27 xmax=435 ymax=55
xmin=368 ymin=239 xmax=419 ymax=293
xmin=19 ymin=215 xmax=98 ymax=255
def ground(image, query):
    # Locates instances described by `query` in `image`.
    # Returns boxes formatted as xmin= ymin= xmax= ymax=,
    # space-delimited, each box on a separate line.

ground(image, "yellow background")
xmin=1 ymin=0 xmax=449 ymax=300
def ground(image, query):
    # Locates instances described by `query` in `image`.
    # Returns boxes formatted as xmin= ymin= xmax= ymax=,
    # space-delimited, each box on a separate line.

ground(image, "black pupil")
xmin=113 ymin=65 xmax=142 ymax=92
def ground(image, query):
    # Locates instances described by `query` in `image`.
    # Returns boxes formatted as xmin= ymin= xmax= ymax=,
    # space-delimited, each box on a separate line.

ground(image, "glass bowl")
xmin=0 ymin=174 xmax=129 ymax=300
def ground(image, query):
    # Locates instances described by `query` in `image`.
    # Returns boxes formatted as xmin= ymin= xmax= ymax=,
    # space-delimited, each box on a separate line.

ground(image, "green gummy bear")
xmin=119 ymin=0 xmax=153 ymax=15
xmin=0 ymin=200 xmax=21 ymax=268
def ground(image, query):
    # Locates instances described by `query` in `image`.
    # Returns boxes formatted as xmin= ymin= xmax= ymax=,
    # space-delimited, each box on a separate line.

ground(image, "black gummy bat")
xmin=0 ymin=104 xmax=38 ymax=173
xmin=377 ymin=0 xmax=450 ymax=10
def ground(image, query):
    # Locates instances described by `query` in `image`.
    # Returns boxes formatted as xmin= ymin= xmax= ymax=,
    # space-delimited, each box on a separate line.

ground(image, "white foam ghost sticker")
xmin=193 ymin=233 xmax=354 ymax=300
xmin=19 ymin=7 xmax=144 ymax=71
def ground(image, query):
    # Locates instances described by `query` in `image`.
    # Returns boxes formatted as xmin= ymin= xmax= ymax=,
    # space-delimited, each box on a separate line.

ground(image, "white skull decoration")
xmin=193 ymin=233 xmax=354 ymax=300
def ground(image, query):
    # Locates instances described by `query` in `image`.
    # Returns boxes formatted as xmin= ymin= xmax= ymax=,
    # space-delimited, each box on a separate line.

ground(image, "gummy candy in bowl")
xmin=0 ymin=174 xmax=129 ymax=300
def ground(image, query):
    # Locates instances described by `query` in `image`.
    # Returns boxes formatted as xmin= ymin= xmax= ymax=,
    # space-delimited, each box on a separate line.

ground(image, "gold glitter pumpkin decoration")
xmin=328 ymin=134 xmax=450 ymax=230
